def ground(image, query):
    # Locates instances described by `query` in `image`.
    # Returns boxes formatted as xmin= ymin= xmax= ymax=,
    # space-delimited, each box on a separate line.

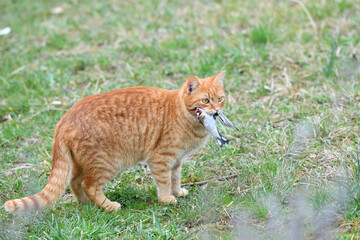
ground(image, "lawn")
xmin=1 ymin=0 xmax=360 ymax=239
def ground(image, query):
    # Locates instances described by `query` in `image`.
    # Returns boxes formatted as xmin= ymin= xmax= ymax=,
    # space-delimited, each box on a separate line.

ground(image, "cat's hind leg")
xmin=82 ymin=167 xmax=120 ymax=211
xmin=70 ymin=172 xmax=90 ymax=204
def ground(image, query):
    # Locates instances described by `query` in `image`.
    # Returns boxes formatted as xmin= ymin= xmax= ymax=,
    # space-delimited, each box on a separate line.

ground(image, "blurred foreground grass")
xmin=1 ymin=0 xmax=360 ymax=239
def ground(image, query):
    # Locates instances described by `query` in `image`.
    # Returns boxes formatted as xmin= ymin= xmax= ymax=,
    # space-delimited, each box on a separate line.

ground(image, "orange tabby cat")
xmin=4 ymin=71 xmax=227 ymax=212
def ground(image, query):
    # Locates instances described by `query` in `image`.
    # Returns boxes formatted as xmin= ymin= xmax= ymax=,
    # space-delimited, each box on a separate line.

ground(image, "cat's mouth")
xmin=194 ymin=107 xmax=219 ymax=118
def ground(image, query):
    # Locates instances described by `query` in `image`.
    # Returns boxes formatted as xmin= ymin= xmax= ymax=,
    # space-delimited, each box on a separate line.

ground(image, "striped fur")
xmin=4 ymin=71 xmax=227 ymax=212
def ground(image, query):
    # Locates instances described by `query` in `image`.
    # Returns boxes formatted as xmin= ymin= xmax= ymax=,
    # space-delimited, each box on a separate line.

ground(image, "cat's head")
xmin=182 ymin=71 xmax=226 ymax=115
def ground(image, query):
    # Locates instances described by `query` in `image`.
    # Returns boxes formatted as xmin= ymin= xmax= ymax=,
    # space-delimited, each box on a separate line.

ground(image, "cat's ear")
xmin=213 ymin=70 xmax=226 ymax=86
xmin=186 ymin=75 xmax=201 ymax=94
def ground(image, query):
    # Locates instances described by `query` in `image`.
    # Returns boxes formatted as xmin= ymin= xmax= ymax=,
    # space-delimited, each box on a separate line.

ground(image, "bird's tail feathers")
xmin=216 ymin=133 xmax=230 ymax=148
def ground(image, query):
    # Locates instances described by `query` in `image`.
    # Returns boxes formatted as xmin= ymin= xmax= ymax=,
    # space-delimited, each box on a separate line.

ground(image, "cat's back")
xmin=75 ymin=86 xmax=171 ymax=109
xmin=62 ymin=86 xmax=174 ymax=120
xmin=56 ymin=86 xmax=178 ymax=143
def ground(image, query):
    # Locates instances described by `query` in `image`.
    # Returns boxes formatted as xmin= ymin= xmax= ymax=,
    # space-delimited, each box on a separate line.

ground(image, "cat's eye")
xmin=201 ymin=98 xmax=210 ymax=104
xmin=218 ymin=96 xmax=224 ymax=102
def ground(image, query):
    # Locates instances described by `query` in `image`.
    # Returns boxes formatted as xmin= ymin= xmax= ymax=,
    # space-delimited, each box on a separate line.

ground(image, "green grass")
xmin=1 ymin=0 xmax=360 ymax=239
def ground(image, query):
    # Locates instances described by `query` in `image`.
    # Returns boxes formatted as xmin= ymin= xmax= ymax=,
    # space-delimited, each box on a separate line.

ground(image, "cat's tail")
xmin=4 ymin=141 xmax=72 ymax=213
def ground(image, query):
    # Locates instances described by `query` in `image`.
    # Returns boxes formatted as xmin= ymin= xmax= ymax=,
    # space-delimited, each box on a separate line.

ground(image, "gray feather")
xmin=217 ymin=112 xmax=238 ymax=130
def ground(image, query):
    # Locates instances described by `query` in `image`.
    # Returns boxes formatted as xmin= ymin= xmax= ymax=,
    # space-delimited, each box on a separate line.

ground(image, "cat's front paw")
xmin=159 ymin=195 xmax=177 ymax=204
xmin=105 ymin=201 xmax=121 ymax=212
xmin=174 ymin=188 xmax=188 ymax=197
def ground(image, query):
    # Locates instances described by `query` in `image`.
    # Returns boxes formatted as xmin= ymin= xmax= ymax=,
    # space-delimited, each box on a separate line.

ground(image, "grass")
xmin=1 ymin=0 xmax=360 ymax=239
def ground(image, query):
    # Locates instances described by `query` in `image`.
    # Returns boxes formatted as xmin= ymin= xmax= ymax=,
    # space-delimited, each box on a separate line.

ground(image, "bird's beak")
xmin=213 ymin=112 xmax=219 ymax=119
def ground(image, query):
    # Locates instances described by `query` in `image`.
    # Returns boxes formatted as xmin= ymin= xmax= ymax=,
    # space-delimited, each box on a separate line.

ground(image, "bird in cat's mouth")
xmin=195 ymin=108 xmax=237 ymax=148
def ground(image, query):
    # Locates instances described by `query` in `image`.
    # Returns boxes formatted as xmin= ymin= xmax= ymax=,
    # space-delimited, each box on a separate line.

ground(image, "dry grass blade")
xmin=37 ymin=149 xmax=52 ymax=168
xmin=4 ymin=163 xmax=38 ymax=176
xmin=291 ymin=0 xmax=318 ymax=40
xmin=181 ymin=174 xmax=238 ymax=187
xmin=38 ymin=137 xmax=51 ymax=159
xmin=37 ymin=138 xmax=52 ymax=169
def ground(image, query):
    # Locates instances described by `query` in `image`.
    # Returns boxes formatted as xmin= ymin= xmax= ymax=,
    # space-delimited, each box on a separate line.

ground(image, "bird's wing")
xmin=217 ymin=112 xmax=238 ymax=130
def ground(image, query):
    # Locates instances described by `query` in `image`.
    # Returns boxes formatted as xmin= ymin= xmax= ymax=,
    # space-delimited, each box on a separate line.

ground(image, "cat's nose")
xmin=215 ymin=108 xmax=220 ymax=113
